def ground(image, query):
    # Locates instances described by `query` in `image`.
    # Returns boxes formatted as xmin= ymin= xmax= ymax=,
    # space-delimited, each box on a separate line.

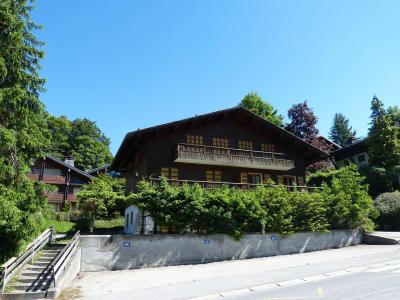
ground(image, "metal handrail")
xmin=49 ymin=231 xmax=80 ymax=287
xmin=0 ymin=227 xmax=53 ymax=293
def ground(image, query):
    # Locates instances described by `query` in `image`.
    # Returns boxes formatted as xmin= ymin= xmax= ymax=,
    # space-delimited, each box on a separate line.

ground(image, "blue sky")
xmin=33 ymin=0 xmax=400 ymax=154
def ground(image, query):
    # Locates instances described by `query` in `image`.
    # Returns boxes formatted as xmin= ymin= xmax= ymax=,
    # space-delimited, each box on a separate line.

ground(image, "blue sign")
xmin=271 ymin=236 xmax=277 ymax=241
xmin=203 ymin=239 xmax=211 ymax=245
xmin=123 ymin=241 xmax=131 ymax=247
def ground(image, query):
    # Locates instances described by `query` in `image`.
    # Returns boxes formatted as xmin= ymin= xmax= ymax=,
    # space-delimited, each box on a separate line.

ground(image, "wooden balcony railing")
xmin=42 ymin=175 xmax=66 ymax=184
xmin=45 ymin=192 xmax=65 ymax=202
xmin=66 ymin=194 xmax=77 ymax=202
xmin=149 ymin=177 xmax=322 ymax=193
xmin=175 ymin=143 xmax=295 ymax=170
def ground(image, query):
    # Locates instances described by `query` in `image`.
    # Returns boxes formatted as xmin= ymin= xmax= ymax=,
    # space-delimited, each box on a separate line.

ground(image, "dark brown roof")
xmin=111 ymin=106 xmax=329 ymax=171
xmin=330 ymin=138 xmax=368 ymax=161
xmin=44 ymin=155 xmax=94 ymax=180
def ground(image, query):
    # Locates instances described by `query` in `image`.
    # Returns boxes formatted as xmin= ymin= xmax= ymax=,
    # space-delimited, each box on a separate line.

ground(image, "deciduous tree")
xmin=239 ymin=92 xmax=284 ymax=127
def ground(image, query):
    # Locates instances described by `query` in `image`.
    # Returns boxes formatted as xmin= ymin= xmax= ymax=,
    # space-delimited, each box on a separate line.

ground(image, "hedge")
xmin=128 ymin=166 xmax=377 ymax=238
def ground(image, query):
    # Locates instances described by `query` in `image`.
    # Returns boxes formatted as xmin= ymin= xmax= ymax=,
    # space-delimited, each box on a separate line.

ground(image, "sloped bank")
xmin=79 ymin=229 xmax=362 ymax=272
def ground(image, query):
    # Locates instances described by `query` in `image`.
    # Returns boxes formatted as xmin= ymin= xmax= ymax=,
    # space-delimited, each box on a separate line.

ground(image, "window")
xmin=248 ymin=173 xmax=262 ymax=184
xmin=187 ymin=134 xmax=203 ymax=145
xmin=161 ymin=167 xmax=179 ymax=180
xmin=261 ymin=143 xmax=275 ymax=152
xmin=130 ymin=212 xmax=133 ymax=225
xmin=213 ymin=138 xmax=229 ymax=148
xmin=126 ymin=214 xmax=129 ymax=228
xmin=358 ymin=154 xmax=366 ymax=163
xmin=206 ymin=170 xmax=222 ymax=182
xmin=238 ymin=140 xmax=253 ymax=150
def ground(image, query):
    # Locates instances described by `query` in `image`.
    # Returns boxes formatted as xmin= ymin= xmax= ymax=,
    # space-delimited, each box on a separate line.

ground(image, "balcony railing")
xmin=175 ymin=143 xmax=295 ymax=170
xmin=149 ymin=177 xmax=322 ymax=193
xmin=66 ymin=194 xmax=77 ymax=202
xmin=29 ymin=173 xmax=66 ymax=184
xmin=46 ymin=192 xmax=65 ymax=202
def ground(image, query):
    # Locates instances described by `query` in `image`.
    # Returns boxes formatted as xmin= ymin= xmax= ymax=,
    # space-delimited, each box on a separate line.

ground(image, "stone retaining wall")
xmin=79 ymin=230 xmax=362 ymax=272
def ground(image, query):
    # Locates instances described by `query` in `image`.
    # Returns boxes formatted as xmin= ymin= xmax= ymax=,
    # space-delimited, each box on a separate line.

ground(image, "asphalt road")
xmin=69 ymin=244 xmax=400 ymax=300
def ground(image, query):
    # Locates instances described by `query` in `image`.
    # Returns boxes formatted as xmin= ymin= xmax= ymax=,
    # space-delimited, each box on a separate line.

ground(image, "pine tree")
xmin=240 ymin=92 xmax=284 ymax=127
xmin=0 ymin=0 xmax=49 ymax=262
xmin=329 ymin=113 xmax=357 ymax=147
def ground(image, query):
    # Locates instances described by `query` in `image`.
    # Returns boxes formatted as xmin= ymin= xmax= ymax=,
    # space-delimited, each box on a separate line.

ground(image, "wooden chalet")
xmin=28 ymin=156 xmax=93 ymax=211
xmin=111 ymin=106 xmax=328 ymax=192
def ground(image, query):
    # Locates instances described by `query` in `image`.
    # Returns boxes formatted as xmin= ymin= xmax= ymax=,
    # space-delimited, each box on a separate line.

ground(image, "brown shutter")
xmin=277 ymin=175 xmax=283 ymax=184
xmin=240 ymin=172 xmax=248 ymax=183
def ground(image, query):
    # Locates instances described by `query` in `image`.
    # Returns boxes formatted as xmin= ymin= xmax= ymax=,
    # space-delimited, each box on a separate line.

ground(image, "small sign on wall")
xmin=271 ymin=236 xmax=277 ymax=241
xmin=123 ymin=241 xmax=131 ymax=247
xmin=203 ymin=239 xmax=211 ymax=245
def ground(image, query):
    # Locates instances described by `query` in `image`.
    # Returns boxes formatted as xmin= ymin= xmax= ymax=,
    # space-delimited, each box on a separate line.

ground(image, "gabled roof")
xmin=317 ymin=135 xmax=341 ymax=151
xmin=87 ymin=164 xmax=110 ymax=175
xmin=330 ymin=138 xmax=368 ymax=161
xmin=111 ymin=106 xmax=329 ymax=171
xmin=44 ymin=155 xmax=94 ymax=180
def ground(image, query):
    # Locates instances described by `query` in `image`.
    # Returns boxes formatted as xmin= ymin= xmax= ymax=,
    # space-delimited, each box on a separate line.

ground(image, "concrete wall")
xmin=79 ymin=230 xmax=362 ymax=272
xmin=48 ymin=247 xmax=81 ymax=299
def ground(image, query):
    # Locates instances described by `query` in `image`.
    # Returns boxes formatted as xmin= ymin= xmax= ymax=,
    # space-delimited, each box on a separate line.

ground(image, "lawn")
xmin=44 ymin=218 xmax=76 ymax=234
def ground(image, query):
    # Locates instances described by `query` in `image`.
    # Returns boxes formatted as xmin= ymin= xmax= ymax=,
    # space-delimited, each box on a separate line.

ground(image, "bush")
xmin=375 ymin=191 xmax=400 ymax=230
xmin=128 ymin=169 xmax=376 ymax=237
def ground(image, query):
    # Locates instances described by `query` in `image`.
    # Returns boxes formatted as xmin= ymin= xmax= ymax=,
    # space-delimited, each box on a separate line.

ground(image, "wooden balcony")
xmin=149 ymin=177 xmax=321 ymax=193
xmin=174 ymin=143 xmax=295 ymax=171
xmin=46 ymin=192 xmax=65 ymax=202
xmin=66 ymin=194 xmax=78 ymax=202
xmin=28 ymin=173 xmax=66 ymax=184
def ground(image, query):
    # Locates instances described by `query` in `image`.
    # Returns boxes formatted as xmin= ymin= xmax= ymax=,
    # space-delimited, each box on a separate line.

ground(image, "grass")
xmin=94 ymin=217 xmax=124 ymax=229
xmin=44 ymin=218 xmax=76 ymax=234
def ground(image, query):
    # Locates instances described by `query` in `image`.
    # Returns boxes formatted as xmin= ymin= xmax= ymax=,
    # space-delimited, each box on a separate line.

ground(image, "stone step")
xmin=9 ymin=280 xmax=52 ymax=292
xmin=18 ymin=275 xmax=53 ymax=284
xmin=24 ymin=265 xmax=47 ymax=272
xmin=31 ymin=261 xmax=52 ymax=267
xmin=1 ymin=291 xmax=47 ymax=300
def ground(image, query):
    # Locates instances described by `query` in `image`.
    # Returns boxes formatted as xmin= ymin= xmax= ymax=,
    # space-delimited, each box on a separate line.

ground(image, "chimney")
xmin=64 ymin=158 xmax=75 ymax=167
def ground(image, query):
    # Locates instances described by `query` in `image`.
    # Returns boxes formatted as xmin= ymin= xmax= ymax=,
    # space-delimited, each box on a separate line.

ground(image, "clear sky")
xmin=33 ymin=0 xmax=400 ymax=154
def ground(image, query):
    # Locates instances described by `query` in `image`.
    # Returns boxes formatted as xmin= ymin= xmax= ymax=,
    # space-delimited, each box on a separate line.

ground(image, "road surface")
xmin=68 ymin=244 xmax=400 ymax=299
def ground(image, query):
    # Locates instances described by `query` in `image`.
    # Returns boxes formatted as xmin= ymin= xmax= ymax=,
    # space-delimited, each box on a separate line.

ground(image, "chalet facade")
xmin=28 ymin=156 xmax=93 ymax=211
xmin=111 ymin=107 xmax=328 ymax=193
xmin=331 ymin=139 xmax=369 ymax=168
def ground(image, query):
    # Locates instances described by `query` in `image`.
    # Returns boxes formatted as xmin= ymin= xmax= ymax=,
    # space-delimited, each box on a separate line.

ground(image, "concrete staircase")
xmin=3 ymin=245 xmax=63 ymax=299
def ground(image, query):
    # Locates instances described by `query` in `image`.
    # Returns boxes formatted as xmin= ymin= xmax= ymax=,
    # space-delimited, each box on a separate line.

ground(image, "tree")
xmin=286 ymin=101 xmax=319 ymax=142
xmin=329 ymin=113 xmax=357 ymax=147
xmin=367 ymin=97 xmax=400 ymax=192
xmin=77 ymin=174 xmax=126 ymax=231
xmin=47 ymin=117 xmax=113 ymax=171
xmin=0 ymin=0 xmax=50 ymax=262
xmin=286 ymin=101 xmax=332 ymax=172
xmin=239 ymin=92 xmax=284 ymax=127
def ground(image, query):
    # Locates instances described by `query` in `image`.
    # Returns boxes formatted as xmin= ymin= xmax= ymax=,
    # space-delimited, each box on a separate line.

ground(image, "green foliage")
xmin=0 ymin=0 xmax=50 ymax=263
xmin=77 ymin=174 xmax=126 ymax=230
xmin=240 ymin=92 xmax=284 ymax=127
xmin=319 ymin=165 xmax=377 ymax=232
xmin=47 ymin=116 xmax=113 ymax=170
xmin=358 ymin=165 xmax=393 ymax=198
xmin=329 ymin=113 xmax=357 ymax=147
xmin=44 ymin=218 xmax=76 ymax=234
xmin=375 ymin=191 xmax=400 ymax=230
xmin=128 ymin=172 xmax=376 ymax=237
xmin=367 ymin=97 xmax=400 ymax=192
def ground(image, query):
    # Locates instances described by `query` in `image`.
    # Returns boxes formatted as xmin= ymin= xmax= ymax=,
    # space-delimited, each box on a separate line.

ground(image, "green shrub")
xmin=375 ymin=191 xmax=400 ymax=230
xmin=128 ymin=169 xmax=376 ymax=237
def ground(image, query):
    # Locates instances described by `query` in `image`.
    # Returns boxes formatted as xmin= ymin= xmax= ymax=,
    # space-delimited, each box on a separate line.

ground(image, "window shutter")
xmin=297 ymin=176 xmax=304 ymax=186
xmin=240 ymin=172 xmax=248 ymax=183
xmin=277 ymin=175 xmax=283 ymax=184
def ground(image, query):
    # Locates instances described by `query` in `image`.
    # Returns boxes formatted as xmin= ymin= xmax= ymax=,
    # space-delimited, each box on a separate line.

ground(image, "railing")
xmin=175 ymin=143 xmax=295 ymax=170
xmin=49 ymin=231 xmax=80 ymax=287
xmin=0 ymin=228 xmax=53 ymax=293
xmin=66 ymin=194 xmax=77 ymax=201
xmin=42 ymin=175 xmax=66 ymax=184
xmin=46 ymin=192 xmax=65 ymax=202
xmin=149 ymin=177 xmax=322 ymax=193
xmin=27 ymin=173 xmax=40 ymax=180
